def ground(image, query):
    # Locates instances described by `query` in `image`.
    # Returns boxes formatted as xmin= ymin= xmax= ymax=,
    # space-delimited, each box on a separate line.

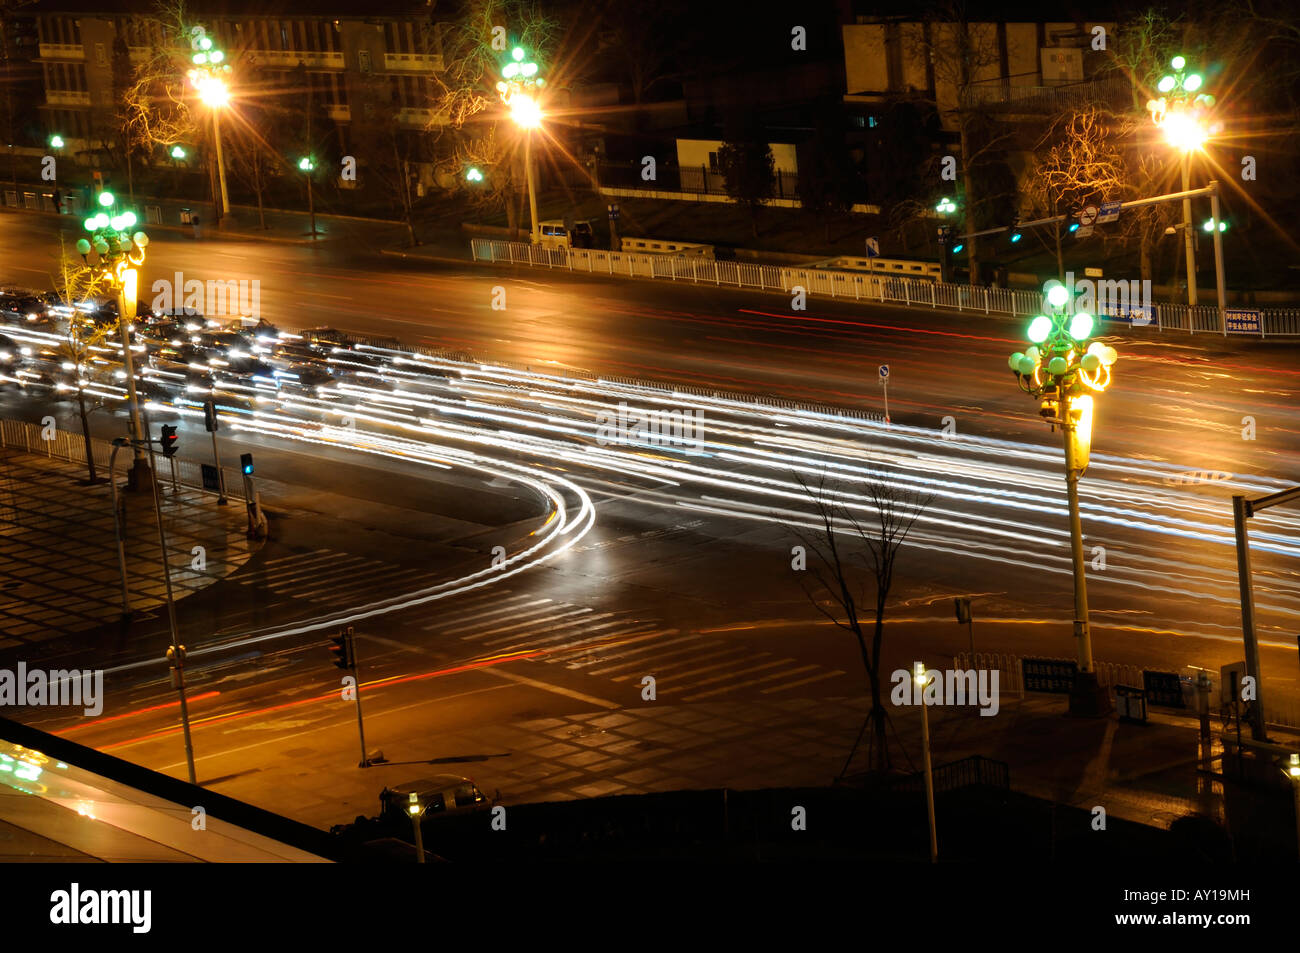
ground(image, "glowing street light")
xmin=465 ymin=167 xmax=484 ymax=183
xmin=1147 ymin=55 xmax=1219 ymax=308
xmin=170 ymin=145 xmax=187 ymax=160
xmin=49 ymin=134 xmax=64 ymax=149
xmin=497 ymin=44 xmax=545 ymax=243
xmin=185 ymin=24 xmax=233 ymax=220
xmin=1006 ymin=282 xmax=1118 ymax=716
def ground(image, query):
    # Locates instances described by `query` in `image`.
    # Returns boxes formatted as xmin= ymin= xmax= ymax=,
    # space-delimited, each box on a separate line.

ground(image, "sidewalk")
xmin=0 ymin=448 xmax=259 ymax=647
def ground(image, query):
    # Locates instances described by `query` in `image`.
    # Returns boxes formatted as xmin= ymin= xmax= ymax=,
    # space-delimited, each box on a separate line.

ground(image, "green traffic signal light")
xmin=1202 ymin=218 xmax=1227 ymax=232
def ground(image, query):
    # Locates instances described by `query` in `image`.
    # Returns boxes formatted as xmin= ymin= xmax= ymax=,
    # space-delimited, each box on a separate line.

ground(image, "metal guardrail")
xmin=890 ymin=754 xmax=1010 ymax=794
xmin=951 ymin=650 xmax=1300 ymax=729
xmin=0 ymin=417 xmax=245 ymax=502
xmin=471 ymin=238 xmax=1300 ymax=338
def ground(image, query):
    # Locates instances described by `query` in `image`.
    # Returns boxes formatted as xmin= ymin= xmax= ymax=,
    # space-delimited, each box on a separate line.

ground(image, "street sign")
xmin=1143 ymin=670 xmax=1186 ymax=709
xmin=1073 ymin=225 xmax=1094 ymax=239
xmin=865 ymin=237 xmax=880 ymax=258
xmin=201 ymin=463 xmax=221 ymax=493
xmin=1022 ymin=658 xmax=1078 ymax=694
xmin=878 ymin=364 xmax=890 ymax=381
xmin=1078 ymin=205 xmax=1099 ymax=226
xmin=1224 ymin=309 xmax=1262 ymax=334
xmin=1104 ymin=303 xmax=1153 ymax=326
xmin=1084 ymin=267 xmax=1103 ymax=278
xmin=607 ymin=203 xmax=620 ymax=220
xmin=1097 ymin=200 xmax=1122 ymax=224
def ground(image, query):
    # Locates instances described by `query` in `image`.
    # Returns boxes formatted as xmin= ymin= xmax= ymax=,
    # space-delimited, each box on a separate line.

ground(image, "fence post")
xmin=1018 ymin=658 xmax=1024 ymax=699
xmin=931 ymin=283 xmax=936 ymax=308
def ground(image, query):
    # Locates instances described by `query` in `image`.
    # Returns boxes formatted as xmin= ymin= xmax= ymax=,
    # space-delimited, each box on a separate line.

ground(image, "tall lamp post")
xmin=186 ymin=25 xmax=232 ymax=223
xmin=497 ymin=46 xmax=544 ymax=244
xmin=1148 ymin=55 xmax=1220 ymax=313
xmin=78 ymin=193 xmax=152 ymax=490
xmin=298 ymin=156 xmax=317 ymax=237
xmin=1007 ymin=283 xmax=1119 ymax=716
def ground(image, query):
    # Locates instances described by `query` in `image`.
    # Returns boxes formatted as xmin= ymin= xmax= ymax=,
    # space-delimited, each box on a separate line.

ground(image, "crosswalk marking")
xmin=687 ymin=665 xmax=820 ymax=700
xmin=760 ymin=670 xmax=847 ymax=693
xmin=666 ymin=658 xmax=791 ymax=694
xmin=606 ymin=645 xmax=747 ymax=681
xmin=576 ymin=633 xmax=707 ymax=672
xmin=422 ymin=596 xmax=548 ymax=631
xmin=652 ymin=653 xmax=775 ymax=691
xmin=472 ymin=608 xmax=599 ymax=643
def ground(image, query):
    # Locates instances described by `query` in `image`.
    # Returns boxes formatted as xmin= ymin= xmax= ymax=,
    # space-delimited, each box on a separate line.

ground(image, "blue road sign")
xmin=878 ymin=364 xmax=890 ymax=381
xmin=1097 ymin=200 xmax=1122 ymax=224
xmin=1224 ymin=309 xmax=1262 ymax=334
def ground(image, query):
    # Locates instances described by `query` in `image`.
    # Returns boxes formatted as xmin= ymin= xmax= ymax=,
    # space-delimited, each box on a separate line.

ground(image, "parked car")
xmin=378 ymin=776 xmax=490 ymax=823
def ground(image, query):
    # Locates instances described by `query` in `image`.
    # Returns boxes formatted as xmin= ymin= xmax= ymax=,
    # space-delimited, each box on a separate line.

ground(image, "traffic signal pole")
xmin=141 ymin=422 xmax=197 ymax=784
xmin=332 ymin=627 xmax=369 ymax=767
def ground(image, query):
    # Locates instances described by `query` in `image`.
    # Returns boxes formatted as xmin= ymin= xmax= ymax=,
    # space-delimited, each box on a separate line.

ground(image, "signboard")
xmin=1143 ymin=670 xmax=1186 ymax=709
xmin=1078 ymin=205 xmax=1099 ymax=226
xmin=1084 ymin=267 xmax=1103 ymax=278
xmin=1022 ymin=658 xmax=1078 ymax=694
xmin=1097 ymin=200 xmax=1122 ymax=224
xmin=201 ymin=463 xmax=221 ymax=493
xmin=1073 ymin=225 xmax=1094 ymax=239
xmin=1224 ymin=309 xmax=1262 ymax=334
xmin=878 ymin=364 xmax=889 ymax=381
xmin=1104 ymin=303 xmax=1153 ymax=326
xmin=865 ymin=237 xmax=880 ymax=258
xmin=607 ymin=203 xmax=620 ymax=220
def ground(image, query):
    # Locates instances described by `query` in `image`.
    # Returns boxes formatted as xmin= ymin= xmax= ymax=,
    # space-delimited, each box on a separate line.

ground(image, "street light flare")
xmin=510 ymin=94 xmax=543 ymax=128
xmin=195 ymin=74 xmax=229 ymax=107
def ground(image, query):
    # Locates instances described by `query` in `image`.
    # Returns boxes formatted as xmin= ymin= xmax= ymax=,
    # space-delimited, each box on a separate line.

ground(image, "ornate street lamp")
xmin=1007 ymin=282 xmax=1119 ymax=716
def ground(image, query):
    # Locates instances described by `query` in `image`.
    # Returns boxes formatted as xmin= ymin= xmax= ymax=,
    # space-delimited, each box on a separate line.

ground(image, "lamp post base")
xmin=126 ymin=458 xmax=153 ymax=493
xmin=1068 ymin=671 xmax=1114 ymax=718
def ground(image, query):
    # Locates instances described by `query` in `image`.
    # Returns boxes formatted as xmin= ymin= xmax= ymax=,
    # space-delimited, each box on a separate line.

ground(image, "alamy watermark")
xmin=891 ymin=667 xmax=1000 ymax=717
xmin=0 ymin=663 xmax=103 ymax=716
xmin=596 ymin=401 xmax=705 ymax=452
xmin=151 ymin=271 xmax=261 ymax=321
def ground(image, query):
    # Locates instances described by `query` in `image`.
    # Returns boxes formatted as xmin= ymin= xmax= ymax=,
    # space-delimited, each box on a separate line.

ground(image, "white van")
xmin=537 ymin=219 xmax=595 ymax=249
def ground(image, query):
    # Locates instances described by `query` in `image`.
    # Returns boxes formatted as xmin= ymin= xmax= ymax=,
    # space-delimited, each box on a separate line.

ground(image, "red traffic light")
xmin=159 ymin=424 xmax=178 ymax=457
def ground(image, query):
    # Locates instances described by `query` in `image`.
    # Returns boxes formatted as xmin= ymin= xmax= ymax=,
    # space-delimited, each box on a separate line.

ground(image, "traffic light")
xmin=240 ymin=453 xmax=254 ymax=475
xmin=203 ymin=399 xmax=218 ymax=433
xmin=329 ymin=627 xmax=354 ymax=670
xmin=1009 ymin=215 xmax=1022 ymax=243
xmin=159 ymin=424 xmax=178 ymax=456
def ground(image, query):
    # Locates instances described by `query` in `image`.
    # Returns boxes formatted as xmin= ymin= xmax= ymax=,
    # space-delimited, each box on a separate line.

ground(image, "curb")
xmin=379 ymin=246 xmax=473 ymax=267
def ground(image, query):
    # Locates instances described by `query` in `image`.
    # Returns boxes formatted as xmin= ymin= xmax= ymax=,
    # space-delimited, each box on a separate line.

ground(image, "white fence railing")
xmin=0 ymin=417 xmax=246 ymax=502
xmin=471 ymin=238 xmax=1300 ymax=338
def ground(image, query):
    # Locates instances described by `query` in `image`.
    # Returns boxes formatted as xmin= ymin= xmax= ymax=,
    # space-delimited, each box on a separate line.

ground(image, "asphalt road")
xmin=3 ymin=210 xmax=1299 ymax=820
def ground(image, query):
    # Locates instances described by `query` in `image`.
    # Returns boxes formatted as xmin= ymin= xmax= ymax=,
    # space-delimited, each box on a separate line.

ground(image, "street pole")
xmin=348 ymin=627 xmax=369 ymax=768
xmin=411 ymin=802 xmax=426 ymax=863
xmin=1180 ymin=153 xmax=1198 ymax=306
xmin=307 ymin=171 xmax=316 ymax=237
xmin=524 ymin=129 xmax=539 ymax=244
xmin=210 ymin=428 xmax=227 ymax=504
xmin=1209 ymin=180 xmax=1227 ymax=334
xmin=108 ymin=441 xmax=131 ymax=614
xmin=115 ymin=280 xmax=150 ymax=490
xmin=212 ymin=109 xmax=230 ymax=222
xmin=916 ymin=663 xmax=937 ymax=863
xmin=1061 ymin=394 xmax=1110 ymax=716
xmin=1232 ymin=494 xmax=1267 ymax=742
xmin=142 ymin=424 xmax=198 ymax=784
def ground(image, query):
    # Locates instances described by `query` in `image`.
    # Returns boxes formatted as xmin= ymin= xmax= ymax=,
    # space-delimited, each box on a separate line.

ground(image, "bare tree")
xmin=1024 ymin=106 xmax=1133 ymax=281
xmin=794 ymin=473 xmax=931 ymax=776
